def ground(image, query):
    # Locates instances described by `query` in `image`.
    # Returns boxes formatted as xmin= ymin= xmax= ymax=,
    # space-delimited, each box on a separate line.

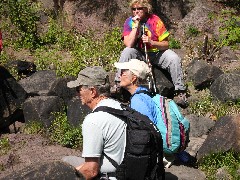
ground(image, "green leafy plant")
xmin=189 ymin=93 xmax=240 ymax=118
xmin=23 ymin=121 xmax=44 ymax=134
xmin=49 ymin=111 xmax=83 ymax=149
xmin=200 ymin=151 xmax=240 ymax=179
xmin=0 ymin=137 xmax=11 ymax=156
xmin=186 ymin=25 xmax=200 ymax=37
xmin=0 ymin=0 xmax=41 ymax=49
xmin=169 ymin=37 xmax=181 ymax=49
xmin=217 ymin=9 xmax=240 ymax=49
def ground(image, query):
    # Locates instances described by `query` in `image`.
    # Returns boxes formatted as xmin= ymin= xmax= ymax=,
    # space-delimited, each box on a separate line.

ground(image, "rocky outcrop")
xmin=186 ymin=59 xmax=224 ymax=90
xmin=23 ymin=96 xmax=65 ymax=128
xmin=186 ymin=114 xmax=215 ymax=137
xmin=67 ymin=97 xmax=91 ymax=127
xmin=210 ymin=73 xmax=240 ymax=102
xmin=3 ymin=161 xmax=84 ymax=180
xmin=197 ymin=114 xmax=240 ymax=160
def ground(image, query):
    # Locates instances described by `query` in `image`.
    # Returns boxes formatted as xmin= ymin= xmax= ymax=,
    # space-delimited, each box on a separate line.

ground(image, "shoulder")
xmin=148 ymin=14 xmax=163 ymax=22
xmin=96 ymin=98 xmax=122 ymax=110
xmin=124 ymin=16 xmax=132 ymax=23
xmin=84 ymin=98 xmax=123 ymax=125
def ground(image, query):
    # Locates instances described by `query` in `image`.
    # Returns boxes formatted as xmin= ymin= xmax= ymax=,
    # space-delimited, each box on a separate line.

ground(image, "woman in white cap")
xmin=115 ymin=59 xmax=191 ymax=168
xmin=114 ymin=59 xmax=158 ymax=124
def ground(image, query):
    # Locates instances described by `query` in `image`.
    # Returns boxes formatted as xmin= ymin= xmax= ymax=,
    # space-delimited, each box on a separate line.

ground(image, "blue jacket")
xmin=130 ymin=86 xmax=158 ymax=125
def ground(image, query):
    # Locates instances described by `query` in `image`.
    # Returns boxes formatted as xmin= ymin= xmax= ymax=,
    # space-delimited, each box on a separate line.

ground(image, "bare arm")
xmin=76 ymin=157 xmax=100 ymax=180
xmin=123 ymin=15 xmax=140 ymax=48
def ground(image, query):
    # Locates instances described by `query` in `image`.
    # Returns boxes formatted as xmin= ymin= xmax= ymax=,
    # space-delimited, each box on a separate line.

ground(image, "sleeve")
xmin=81 ymin=116 xmax=104 ymax=158
xmin=122 ymin=17 xmax=133 ymax=37
xmin=155 ymin=17 xmax=170 ymax=42
xmin=130 ymin=95 xmax=155 ymax=123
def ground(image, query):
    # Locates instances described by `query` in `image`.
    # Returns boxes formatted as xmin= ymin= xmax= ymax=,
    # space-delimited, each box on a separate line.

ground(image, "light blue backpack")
xmin=135 ymin=91 xmax=190 ymax=155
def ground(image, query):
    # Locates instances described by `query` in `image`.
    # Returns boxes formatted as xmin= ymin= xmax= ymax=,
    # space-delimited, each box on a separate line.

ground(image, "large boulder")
xmin=19 ymin=70 xmax=76 ymax=103
xmin=153 ymin=66 xmax=175 ymax=98
xmin=210 ymin=73 xmax=240 ymax=102
xmin=197 ymin=115 xmax=240 ymax=160
xmin=186 ymin=59 xmax=224 ymax=90
xmin=3 ymin=161 xmax=84 ymax=179
xmin=0 ymin=66 xmax=27 ymax=129
xmin=18 ymin=70 xmax=58 ymax=96
xmin=23 ymin=96 xmax=65 ymax=128
xmin=186 ymin=114 xmax=215 ymax=138
xmin=5 ymin=60 xmax=36 ymax=77
xmin=67 ymin=96 xmax=91 ymax=127
xmin=48 ymin=76 xmax=76 ymax=104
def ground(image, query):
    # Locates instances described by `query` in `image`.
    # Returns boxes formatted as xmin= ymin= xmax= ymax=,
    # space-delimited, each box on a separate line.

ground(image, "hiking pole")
xmin=142 ymin=23 xmax=157 ymax=93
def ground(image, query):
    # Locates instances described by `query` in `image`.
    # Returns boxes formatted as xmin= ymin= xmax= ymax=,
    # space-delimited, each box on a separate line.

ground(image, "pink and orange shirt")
xmin=122 ymin=14 xmax=169 ymax=52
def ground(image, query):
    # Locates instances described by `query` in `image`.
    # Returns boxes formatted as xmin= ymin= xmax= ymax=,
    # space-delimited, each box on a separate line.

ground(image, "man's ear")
xmin=90 ymin=87 xmax=98 ymax=98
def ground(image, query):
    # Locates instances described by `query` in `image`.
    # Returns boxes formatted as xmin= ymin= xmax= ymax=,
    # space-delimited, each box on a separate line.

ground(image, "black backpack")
xmin=94 ymin=104 xmax=165 ymax=180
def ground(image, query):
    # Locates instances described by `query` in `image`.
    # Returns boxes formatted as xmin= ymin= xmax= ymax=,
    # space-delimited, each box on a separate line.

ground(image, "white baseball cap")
xmin=114 ymin=59 xmax=151 ymax=79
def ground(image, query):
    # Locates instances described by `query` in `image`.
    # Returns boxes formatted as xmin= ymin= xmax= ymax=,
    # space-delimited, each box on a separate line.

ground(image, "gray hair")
xmin=94 ymin=83 xmax=111 ymax=97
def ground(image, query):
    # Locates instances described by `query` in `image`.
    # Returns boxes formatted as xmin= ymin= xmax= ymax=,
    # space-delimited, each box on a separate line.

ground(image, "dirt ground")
xmin=0 ymin=130 xmax=81 ymax=179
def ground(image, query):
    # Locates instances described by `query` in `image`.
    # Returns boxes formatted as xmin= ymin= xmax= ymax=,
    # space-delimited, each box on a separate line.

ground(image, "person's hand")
xmin=142 ymin=34 xmax=151 ymax=45
xmin=132 ymin=15 xmax=140 ymax=28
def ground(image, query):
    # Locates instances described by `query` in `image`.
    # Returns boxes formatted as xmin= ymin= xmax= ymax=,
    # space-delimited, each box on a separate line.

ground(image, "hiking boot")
xmin=174 ymin=90 xmax=189 ymax=108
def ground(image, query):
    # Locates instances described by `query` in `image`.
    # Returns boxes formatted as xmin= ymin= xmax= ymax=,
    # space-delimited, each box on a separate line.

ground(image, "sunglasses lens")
xmin=132 ymin=7 xmax=144 ymax=11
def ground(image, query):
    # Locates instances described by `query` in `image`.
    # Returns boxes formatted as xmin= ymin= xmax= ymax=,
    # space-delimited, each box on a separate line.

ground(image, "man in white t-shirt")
xmin=65 ymin=66 xmax=127 ymax=180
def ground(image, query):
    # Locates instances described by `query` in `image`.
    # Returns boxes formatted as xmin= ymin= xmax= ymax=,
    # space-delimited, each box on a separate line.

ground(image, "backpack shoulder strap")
xmin=94 ymin=106 xmax=128 ymax=122
xmin=132 ymin=90 xmax=155 ymax=98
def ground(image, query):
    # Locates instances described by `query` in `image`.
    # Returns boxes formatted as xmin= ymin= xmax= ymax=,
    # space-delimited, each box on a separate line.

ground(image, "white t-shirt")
xmin=82 ymin=98 xmax=127 ymax=174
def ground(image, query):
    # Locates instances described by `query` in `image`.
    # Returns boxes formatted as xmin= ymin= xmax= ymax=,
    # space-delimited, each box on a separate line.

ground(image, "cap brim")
xmin=67 ymin=80 xmax=81 ymax=88
xmin=114 ymin=62 xmax=131 ymax=70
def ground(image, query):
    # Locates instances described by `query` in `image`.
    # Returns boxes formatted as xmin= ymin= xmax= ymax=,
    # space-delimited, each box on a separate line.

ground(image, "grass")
xmin=0 ymin=137 xmax=11 ymax=156
xmin=199 ymin=151 xmax=240 ymax=179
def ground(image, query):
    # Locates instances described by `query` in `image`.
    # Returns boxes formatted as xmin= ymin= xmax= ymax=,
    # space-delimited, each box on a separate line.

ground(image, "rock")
xmin=67 ymin=96 xmax=91 ymax=127
xmin=48 ymin=76 xmax=76 ymax=104
xmin=215 ymin=167 xmax=232 ymax=180
xmin=0 ymin=66 xmax=27 ymax=130
xmin=186 ymin=135 xmax=207 ymax=157
xmin=18 ymin=70 xmax=58 ymax=96
xmin=210 ymin=73 xmax=240 ymax=102
xmin=186 ymin=59 xmax=224 ymax=90
xmin=186 ymin=114 xmax=215 ymax=137
xmin=2 ymin=161 xmax=84 ymax=180
xmin=23 ymin=96 xmax=65 ymax=128
xmin=197 ymin=115 xmax=240 ymax=160
xmin=165 ymin=164 xmax=206 ymax=180
xmin=5 ymin=60 xmax=36 ymax=77
xmin=153 ymin=66 xmax=175 ymax=98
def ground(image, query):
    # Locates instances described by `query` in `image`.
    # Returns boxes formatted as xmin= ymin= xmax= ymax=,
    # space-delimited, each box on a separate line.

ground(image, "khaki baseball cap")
xmin=67 ymin=66 xmax=109 ymax=88
xmin=114 ymin=59 xmax=151 ymax=79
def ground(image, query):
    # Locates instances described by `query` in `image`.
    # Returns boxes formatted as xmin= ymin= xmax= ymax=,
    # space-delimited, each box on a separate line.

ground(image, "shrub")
xmin=49 ymin=111 xmax=83 ymax=149
xmin=189 ymin=92 xmax=240 ymax=118
xmin=217 ymin=9 xmax=240 ymax=49
xmin=200 ymin=151 xmax=240 ymax=179
xmin=0 ymin=0 xmax=41 ymax=49
xmin=169 ymin=37 xmax=181 ymax=49
xmin=23 ymin=121 xmax=44 ymax=135
xmin=186 ymin=25 xmax=200 ymax=37
xmin=0 ymin=137 xmax=11 ymax=156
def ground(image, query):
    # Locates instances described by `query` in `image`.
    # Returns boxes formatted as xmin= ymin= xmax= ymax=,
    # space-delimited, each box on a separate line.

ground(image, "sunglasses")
xmin=132 ymin=7 xmax=144 ymax=11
